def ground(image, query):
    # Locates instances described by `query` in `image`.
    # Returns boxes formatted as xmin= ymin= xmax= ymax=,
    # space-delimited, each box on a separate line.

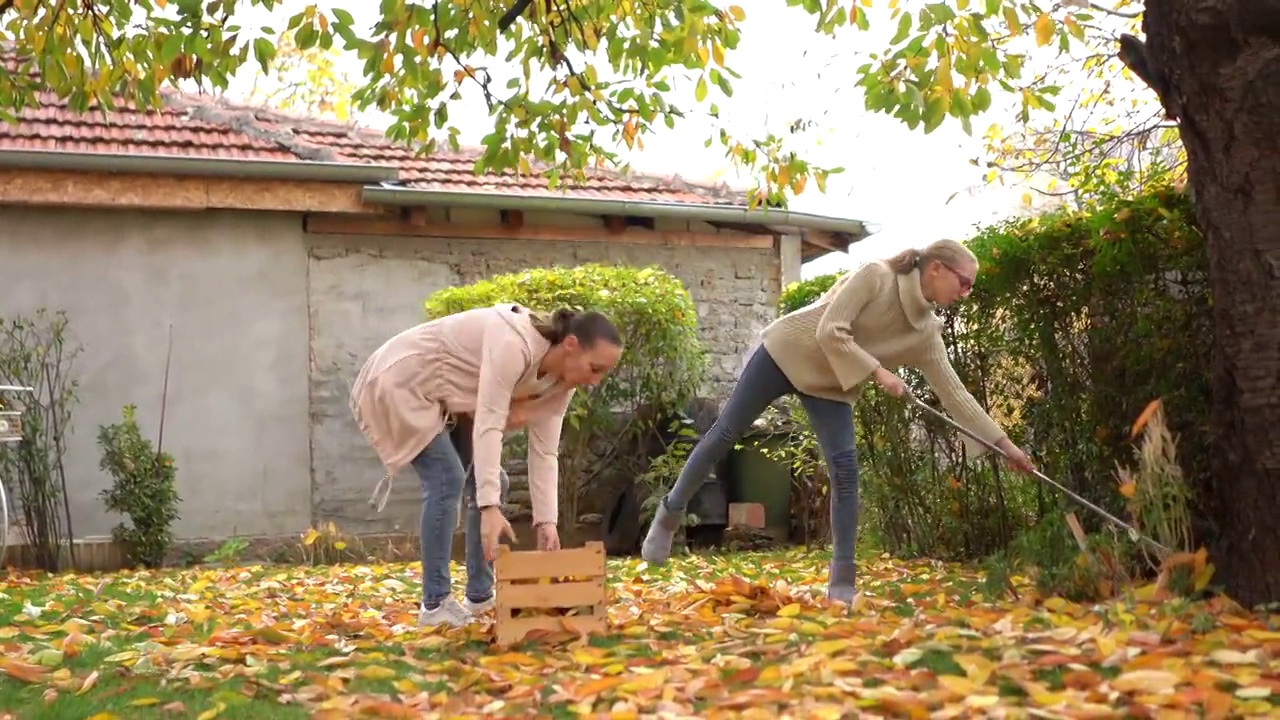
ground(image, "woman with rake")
xmin=642 ymin=239 xmax=1036 ymax=604
xmin=351 ymin=303 xmax=623 ymax=628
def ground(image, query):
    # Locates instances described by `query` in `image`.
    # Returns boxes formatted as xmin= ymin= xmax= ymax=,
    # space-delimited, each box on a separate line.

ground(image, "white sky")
xmin=214 ymin=0 xmax=1120 ymax=278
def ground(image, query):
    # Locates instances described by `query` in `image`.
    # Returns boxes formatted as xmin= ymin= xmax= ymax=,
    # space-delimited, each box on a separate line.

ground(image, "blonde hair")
xmin=885 ymin=238 xmax=978 ymax=275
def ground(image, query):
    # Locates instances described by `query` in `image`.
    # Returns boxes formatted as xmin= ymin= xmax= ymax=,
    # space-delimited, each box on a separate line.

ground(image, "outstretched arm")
xmin=915 ymin=334 xmax=1007 ymax=457
xmin=472 ymin=321 xmax=527 ymax=510
xmin=524 ymin=388 xmax=575 ymax=527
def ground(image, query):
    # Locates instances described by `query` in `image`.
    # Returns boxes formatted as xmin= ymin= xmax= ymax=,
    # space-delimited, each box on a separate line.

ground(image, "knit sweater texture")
xmin=760 ymin=259 xmax=1006 ymax=456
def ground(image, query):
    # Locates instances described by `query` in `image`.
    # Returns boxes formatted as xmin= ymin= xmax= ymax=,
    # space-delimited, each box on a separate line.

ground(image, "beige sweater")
xmin=350 ymin=304 xmax=574 ymax=525
xmin=761 ymin=260 xmax=1005 ymax=456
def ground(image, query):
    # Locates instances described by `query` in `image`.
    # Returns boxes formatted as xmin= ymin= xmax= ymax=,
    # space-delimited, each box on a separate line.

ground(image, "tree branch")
xmin=1089 ymin=2 xmax=1143 ymax=20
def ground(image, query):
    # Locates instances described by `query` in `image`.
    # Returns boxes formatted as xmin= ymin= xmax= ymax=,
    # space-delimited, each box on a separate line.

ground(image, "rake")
xmin=900 ymin=388 xmax=1172 ymax=557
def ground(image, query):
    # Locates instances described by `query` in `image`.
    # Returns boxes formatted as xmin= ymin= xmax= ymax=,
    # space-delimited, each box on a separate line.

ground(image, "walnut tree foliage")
xmin=0 ymin=0 xmax=1161 ymax=205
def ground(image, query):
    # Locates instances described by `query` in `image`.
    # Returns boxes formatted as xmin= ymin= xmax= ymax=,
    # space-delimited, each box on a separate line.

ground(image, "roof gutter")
xmin=361 ymin=184 xmax=870 ymax=239
xmin=0 ymin=149 xmax=402 ymax=183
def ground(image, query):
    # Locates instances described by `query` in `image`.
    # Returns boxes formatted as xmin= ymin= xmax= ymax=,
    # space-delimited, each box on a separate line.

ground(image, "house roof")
xmin=0 ymin=86 xmax=748 ymax=206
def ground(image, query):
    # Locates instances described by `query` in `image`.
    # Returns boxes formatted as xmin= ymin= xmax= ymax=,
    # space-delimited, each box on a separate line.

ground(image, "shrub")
xmin=777 ymin=273 xmax=842 ymax=315
xmin=424 ymin=263 xmax=709 ymax=527
xmin=98 ymin=405 xmax=181 ymax=568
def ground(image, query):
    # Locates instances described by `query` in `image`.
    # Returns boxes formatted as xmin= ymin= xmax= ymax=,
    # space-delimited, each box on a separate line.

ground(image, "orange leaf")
xmin=1130 ymin=398 xmax=1162 ymax=439
xmin=0 ymin=658 xmax=49 ymax=683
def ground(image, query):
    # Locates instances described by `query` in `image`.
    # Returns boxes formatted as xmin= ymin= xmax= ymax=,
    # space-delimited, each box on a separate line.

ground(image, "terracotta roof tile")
xmin=0 ymin=62 xmax=747 ymax=205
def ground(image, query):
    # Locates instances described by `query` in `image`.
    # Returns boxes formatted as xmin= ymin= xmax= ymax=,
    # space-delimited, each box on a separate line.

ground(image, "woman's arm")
xmin=472 ymin=321 xmax=528 ymax=510
xmin=524 ymin=388 xmax=575 ymax=527
xmin=915 ymin=334 xmax=1007 ymax=457
xmin=816 ymin=262 xmax=891 ymax=390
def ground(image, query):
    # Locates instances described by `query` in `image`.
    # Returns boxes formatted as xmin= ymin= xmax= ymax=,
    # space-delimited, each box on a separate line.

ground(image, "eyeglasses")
xmin=943 ymin=264 xmax=974 ymax=292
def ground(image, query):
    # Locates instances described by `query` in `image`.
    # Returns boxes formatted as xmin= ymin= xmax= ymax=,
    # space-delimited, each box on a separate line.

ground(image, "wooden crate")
xmin=493 ymin=541 xmax=607 ymax=645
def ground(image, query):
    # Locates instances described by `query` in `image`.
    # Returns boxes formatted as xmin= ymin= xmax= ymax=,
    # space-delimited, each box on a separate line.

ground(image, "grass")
xmin=2 ymin=545 xmax=1279 ymax=718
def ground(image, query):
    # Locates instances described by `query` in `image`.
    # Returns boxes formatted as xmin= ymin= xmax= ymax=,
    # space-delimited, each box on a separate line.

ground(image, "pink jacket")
xmin=349 ymin=303 xmax=575 ymax=525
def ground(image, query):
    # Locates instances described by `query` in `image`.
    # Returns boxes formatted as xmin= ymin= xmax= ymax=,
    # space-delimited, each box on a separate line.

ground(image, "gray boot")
xmin=827 ymin=560 xmax=857 ymax=604
xmin=641 ymin=499 xmax=682 ymax=565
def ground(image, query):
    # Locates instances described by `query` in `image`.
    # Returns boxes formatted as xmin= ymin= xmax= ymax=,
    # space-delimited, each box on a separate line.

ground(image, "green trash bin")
xmin=729 ymin=432 xmax=793 ymax=541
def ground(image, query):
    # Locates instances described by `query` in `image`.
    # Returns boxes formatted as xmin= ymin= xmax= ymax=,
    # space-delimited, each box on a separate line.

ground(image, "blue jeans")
xmin=410 ymin=429 xmax=509 ymax=608
xmin=662 ymin=345 xmax=862 ymax=564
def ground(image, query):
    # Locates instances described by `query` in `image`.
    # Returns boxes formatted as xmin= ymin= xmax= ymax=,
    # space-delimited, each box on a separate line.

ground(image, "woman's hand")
xmin=505 ymin=405 xmax=529 ymax=431
xmin=535 ymin=522 xmax=560 ymax=552
xmin=480 ymin=506 xmax=517 ymax=562
xmin=996 ymin=439 xmax=1036 ymax=474
xmin=872 ymin=367 xmax=907 ymax=397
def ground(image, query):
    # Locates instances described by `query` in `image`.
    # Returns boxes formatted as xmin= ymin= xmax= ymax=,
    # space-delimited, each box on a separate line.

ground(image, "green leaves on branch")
xmin=829 ymin=0 xmax=1095 ymax=135
xmin=0 ymin=0 xmax=1119 ymax=207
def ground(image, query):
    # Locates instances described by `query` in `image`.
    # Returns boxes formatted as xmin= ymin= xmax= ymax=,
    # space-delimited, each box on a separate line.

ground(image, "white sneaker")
xmin=417 ymin=596 xmax=472 ymax=628
xmin=463 ymin=596 xmax=495 ymax=615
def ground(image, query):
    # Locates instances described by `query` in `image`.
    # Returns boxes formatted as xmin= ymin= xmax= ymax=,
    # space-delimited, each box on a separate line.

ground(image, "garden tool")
xmin=899 ymin=388 xmax=1172 ymax=557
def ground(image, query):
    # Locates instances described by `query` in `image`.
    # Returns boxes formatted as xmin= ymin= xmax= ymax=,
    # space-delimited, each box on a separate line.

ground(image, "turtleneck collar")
xmin=897 ymin=269 xmax=936 ymax=330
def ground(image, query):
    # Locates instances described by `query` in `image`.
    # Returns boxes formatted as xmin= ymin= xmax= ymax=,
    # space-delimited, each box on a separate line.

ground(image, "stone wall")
xmin=306 ymin=209 xmax=781 ymax=534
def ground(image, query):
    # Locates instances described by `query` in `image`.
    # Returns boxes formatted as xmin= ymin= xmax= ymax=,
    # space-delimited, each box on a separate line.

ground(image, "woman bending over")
xmin=642 ymin=239 xmax=1034 ymax=603
xmin=351 ymin=303 xmax=622 ymax=627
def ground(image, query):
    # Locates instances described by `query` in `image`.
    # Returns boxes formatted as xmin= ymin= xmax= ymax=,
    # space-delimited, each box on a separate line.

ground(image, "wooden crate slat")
xmin=496 ymin=578 xmax=604 ymax=610
xmin=493 ymin=614 xmax=605 ymax=646
xmin=492 ymin=541 xmax=608 ymax=645
xmin=494 ymin=541 xmax=605 ymax=581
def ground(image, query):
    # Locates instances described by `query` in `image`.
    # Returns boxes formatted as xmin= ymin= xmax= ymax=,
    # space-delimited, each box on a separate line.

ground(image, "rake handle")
xmin=898 ymin=388 xmax=1171 ymax=556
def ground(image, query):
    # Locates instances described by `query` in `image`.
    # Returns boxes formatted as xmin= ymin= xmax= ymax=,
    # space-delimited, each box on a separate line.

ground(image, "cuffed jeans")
xmin=410 ymin=427 xmax=509 ymax=608
xmin=661 ymin=345 xmax=862 ymax=564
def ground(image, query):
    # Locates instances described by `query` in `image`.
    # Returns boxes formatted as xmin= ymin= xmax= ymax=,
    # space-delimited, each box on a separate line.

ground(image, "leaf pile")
xmin=1 ymin=549 xmax=1278 ymax=718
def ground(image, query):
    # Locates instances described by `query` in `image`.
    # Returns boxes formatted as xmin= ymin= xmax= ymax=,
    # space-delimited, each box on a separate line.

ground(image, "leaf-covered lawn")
xmin=2 ymin=549 xmax=1278 ymax=719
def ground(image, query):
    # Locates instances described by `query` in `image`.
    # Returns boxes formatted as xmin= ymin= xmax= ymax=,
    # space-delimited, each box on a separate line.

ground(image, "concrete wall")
xmin=0 ymin=207 xmax=313 ymax=541
xmin=0 ymin=203 xmax=779 ymax=544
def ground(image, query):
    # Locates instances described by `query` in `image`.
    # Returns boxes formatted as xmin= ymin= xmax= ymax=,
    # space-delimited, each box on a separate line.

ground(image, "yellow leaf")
xmin=1033 ymin=13 xmax=1054 ymax=46
xmin=1002 ymin=7 xmax=1021 ymax=34
xmin=127 ymin=698 xmax=163 ymax=706
xmin=196 ymin=701 xmax=226 ymax=720
xmin=697 ymin=44 xmax=709 ymax=65
xmin=776 ymin=603 xmax=801 ymax=617
xmin=810 ymin=639 xmax=846 ymax=655
xmin=1118 ymin=481 xmax=1136 ymax=498
xmin=303 ymin=528 xmax=320 ymax=546
xmin=712 ymin=42 xmax=724 ymax=67
xmin=1110 ymin=669 xmax=1181 ymax=693
xmin=727 ymin=5 xmax=746 ymax=21
xmin=86 ymin=714 xmax=119 ymax=720
xmin=358 ymin=665 xmax=399 ymax=680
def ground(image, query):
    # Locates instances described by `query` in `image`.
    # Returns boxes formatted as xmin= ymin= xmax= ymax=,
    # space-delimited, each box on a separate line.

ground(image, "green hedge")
xmin=424 ymin=263 xmax=710 ymax=526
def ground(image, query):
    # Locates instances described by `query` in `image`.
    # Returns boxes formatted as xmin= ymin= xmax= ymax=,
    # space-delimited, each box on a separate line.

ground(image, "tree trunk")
xmin=1140 ymin=0 xmax=1280 ymax=607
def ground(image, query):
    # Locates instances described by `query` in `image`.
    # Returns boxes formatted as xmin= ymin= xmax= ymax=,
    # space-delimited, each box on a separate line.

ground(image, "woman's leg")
xmin=795 ymin=394 xmax=861 ymax=603
xmin=463 ymin=466 xmax=509 ymax=608
xmin=641 ymin=345 xmax=794 ymax=564
xmin=411 ymin=431 xmax=469 ymax=626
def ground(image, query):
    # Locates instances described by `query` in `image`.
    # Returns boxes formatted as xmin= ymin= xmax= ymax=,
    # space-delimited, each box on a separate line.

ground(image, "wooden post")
xmin=493 ymin=541 xmax=607 ymax=645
